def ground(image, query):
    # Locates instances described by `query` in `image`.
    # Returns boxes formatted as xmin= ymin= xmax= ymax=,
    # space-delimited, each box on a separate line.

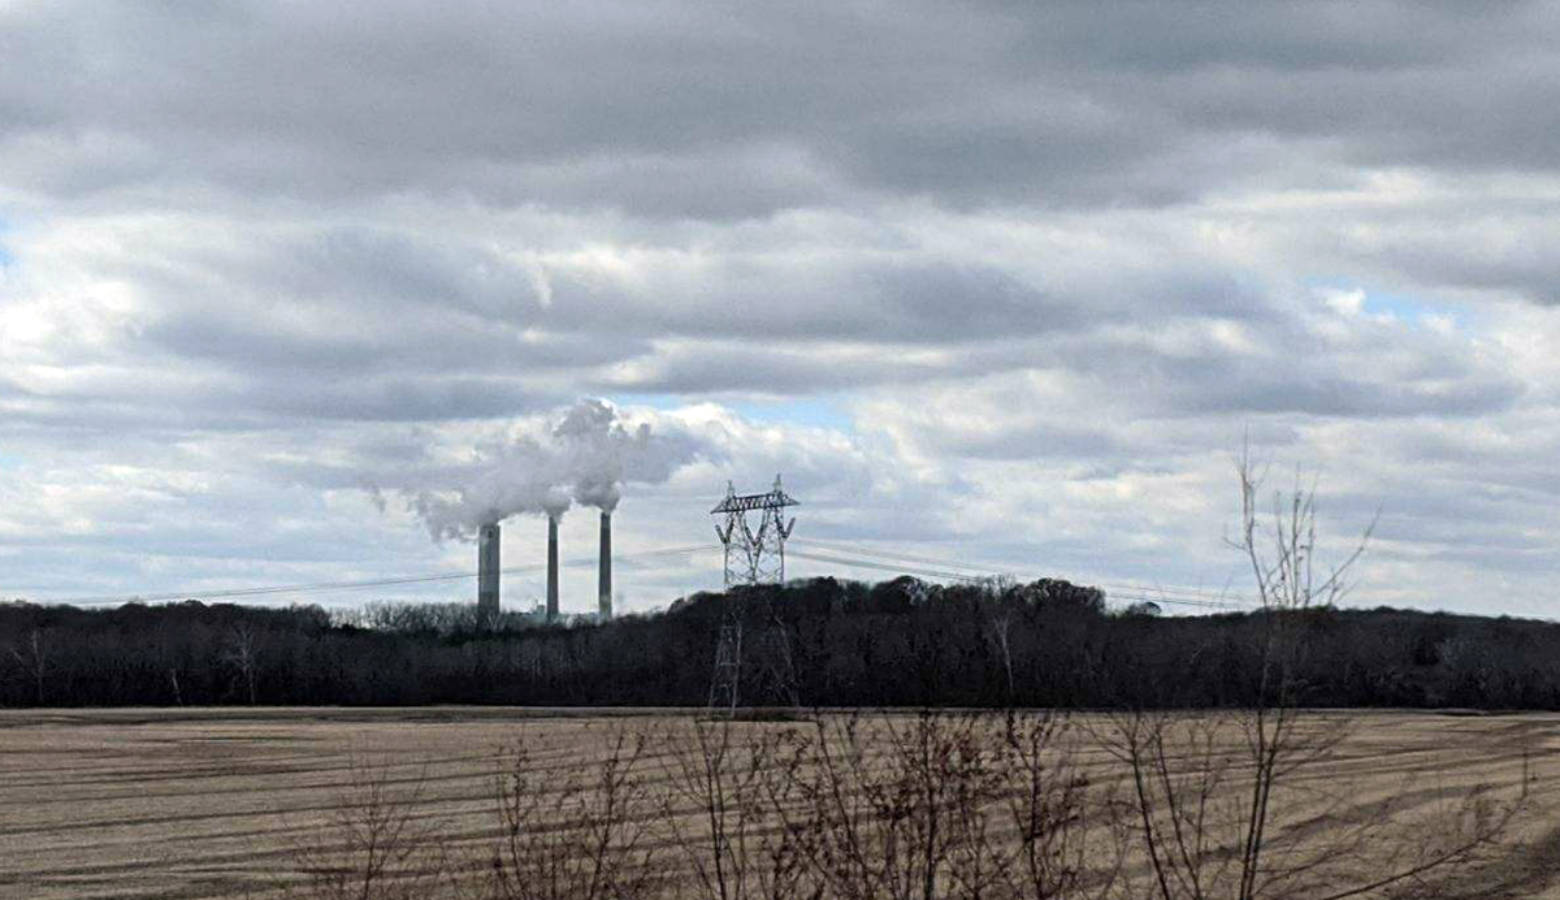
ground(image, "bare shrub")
xmin=483 ymin=728 xmax=665 ymax=900
xmin=772 ymin=711 xmax=1116 ymax=900
xmin=1098 ymin=455 xmax=1529 ymax=900
xmin=663 ymin=720 xmax=815 ymax=900
xmin=989 ymin=712 xmax=1128 ymax=900
xmin=796 ymin=712 xmax=996 ymax=899
xmin=1103 ymin=708 xmax=1528 ymax=900
xmin=288 ymin=755 xmax=446 ymax=900
xmin=1102 ymin=710 xmax=1349 ymax=898
xmin=275 ymin=707 xmax=1524 ymax=900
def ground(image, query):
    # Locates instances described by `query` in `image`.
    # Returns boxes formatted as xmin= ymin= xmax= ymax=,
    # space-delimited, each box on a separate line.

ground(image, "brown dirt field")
xmin=0 ymin=708 xmax=1556 ymax=899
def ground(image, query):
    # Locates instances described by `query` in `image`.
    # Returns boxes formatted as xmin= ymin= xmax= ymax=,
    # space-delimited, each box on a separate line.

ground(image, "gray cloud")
xmin=4 ymin=2 xmax=1556 ymax=214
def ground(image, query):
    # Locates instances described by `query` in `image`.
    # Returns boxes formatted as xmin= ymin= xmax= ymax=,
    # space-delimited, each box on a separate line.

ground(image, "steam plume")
xmin=405 ymin=398 xmax=701 ymax=541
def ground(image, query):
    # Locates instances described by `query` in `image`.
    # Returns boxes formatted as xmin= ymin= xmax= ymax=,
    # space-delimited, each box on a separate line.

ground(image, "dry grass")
xmin=0 ymin=708 xmax=1552 ymax=899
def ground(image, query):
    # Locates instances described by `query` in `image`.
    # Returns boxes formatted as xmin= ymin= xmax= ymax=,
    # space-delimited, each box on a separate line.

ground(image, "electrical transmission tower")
xmin=712 ymin=475 xmax=798 ymax=587
xmin=707 ymin=615 xmax=743 ymax=713
xmin=708 ymin=475 xmax=800 ymax=715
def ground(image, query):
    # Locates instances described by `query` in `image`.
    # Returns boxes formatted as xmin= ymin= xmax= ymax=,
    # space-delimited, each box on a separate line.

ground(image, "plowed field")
xmin=0 ymin=708 xmax=1556 ymax=899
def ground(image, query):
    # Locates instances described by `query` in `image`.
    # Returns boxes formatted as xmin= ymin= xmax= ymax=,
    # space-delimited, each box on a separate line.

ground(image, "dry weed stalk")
xmin=1104 ymin=708 xmax=1528 ymax=900
xmin=485 ymin=728 xmax=663 ymax=900
xmin=663 ymin=711 xmax=1121 ymax=900
xmin=992 ymin=711 xmax=1128 ymax=900
xmin=772 ymin=711 xmax=1118 ymax=900
xmin=288 ymin=755 xmax=445 ymax=900
xmin=794 ymin=712 xmax=994 ymax=899
xmin=663 ymin=720 xmax=819 ymax=900
xmin=280 ymin=707 xmax=1528 ymax=900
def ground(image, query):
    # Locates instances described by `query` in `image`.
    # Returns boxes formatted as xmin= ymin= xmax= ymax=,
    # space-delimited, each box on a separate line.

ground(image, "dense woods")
xmin=2 ymin=576 xmax=1558 ymax=709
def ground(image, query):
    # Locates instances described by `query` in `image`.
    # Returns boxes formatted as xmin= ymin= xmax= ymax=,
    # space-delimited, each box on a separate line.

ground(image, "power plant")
xmin=598 ymin=511 xmax=612 ymax=620
xmin=546 ymin=514 xmax=560 ymax=621
xmin=477 ymin=521 xmax=501 ymax=622
xmin=473 ymin=473 xmax=801 ymax=625
xmin=475 ymin=509 xmax=615 ymax=623
xmin=405 ymin=398 xmax=689 ymax=624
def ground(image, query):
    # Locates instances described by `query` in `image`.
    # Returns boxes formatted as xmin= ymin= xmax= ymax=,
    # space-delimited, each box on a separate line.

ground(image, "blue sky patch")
xmin=1311 ymin=277 xmax=1467 ymax=331
xmin=732 ymin=397 xmax=854 ymax=431
xmin=615 ymin=393 xmax=854 ymax=431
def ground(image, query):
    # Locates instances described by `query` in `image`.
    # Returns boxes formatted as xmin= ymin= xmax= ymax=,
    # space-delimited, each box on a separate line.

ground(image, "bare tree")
xmin=221 ymin=623 xmax=260 ymax=705
xmin=1101 ymin=454 xmax=1527 ymax=900
xmin=5 ymin=627 xmax=48 ymax=706
xmin=986 ymin=610 xmax=1016 ymax=707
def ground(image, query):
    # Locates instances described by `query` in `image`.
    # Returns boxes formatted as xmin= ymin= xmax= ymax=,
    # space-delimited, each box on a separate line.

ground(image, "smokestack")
xmin=478 ymin=521 xmax=501 ymax=624
xmin=546 ymin=515 xmax=560 ymax=622
xmin=598 ymin=511 xmax=612 ymax=620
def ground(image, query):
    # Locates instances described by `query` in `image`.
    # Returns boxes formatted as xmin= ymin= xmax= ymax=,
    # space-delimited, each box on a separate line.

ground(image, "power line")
xmin=37 ymin=544 xmax=710 ymax=608
xmin=790 ymin=537 xmax=996 ymax=576
xmin=786 ymin=549 xmax=985 ymax=584
xmin=27 ymin=533 xmax=1257 ymax=615
xmin=791 ymin=536 xmax=1255 ymax=609
xmin=790 ymin=547 xmax=1252 ymax=612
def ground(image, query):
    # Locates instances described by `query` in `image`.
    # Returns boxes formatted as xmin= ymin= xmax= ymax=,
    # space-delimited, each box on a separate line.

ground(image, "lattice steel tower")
xmin=711 ymin=475 xmax=799 ymax=587
xmin=709 ymin=476 xmax=800 ymax=715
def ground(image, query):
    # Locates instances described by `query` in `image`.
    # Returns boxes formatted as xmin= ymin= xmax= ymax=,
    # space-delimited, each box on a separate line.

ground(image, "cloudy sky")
xmin=3 ymin=1 xmax=1559 ymax=616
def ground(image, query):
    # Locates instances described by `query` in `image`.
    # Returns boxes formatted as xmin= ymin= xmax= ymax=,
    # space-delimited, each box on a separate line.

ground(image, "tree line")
xmin=2 ymin=575 xmax=1558 ymax=709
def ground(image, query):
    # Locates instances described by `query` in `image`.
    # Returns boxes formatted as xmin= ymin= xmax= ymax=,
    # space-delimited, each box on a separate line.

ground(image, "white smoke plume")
xmin=405 ymin=398 xmax=705 ymax=541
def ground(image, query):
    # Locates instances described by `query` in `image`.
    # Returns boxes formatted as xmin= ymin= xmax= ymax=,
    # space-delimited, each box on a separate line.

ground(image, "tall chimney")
xmin=478 ymin=522 xmax=501 ymax=624
xmin=546 ymin=514 xmax=560 ymax=622
xmin=598 ymin=511 xmax=612 ymax=620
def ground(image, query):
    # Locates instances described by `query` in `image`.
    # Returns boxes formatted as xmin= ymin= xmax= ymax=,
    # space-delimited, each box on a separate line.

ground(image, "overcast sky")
xmin=3 ymin=1 xmax=1559 ymax=616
